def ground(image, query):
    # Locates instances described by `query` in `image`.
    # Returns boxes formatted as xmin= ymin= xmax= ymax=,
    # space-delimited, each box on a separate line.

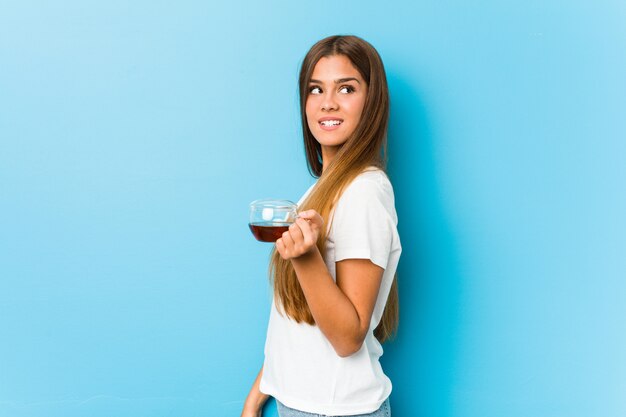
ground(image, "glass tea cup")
xmin=249 ymin=199 xmax=298 ymax=242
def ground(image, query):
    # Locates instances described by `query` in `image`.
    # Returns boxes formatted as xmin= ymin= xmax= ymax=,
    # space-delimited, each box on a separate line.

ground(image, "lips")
xmin=318 ymin=117 xmax=344 ymax=130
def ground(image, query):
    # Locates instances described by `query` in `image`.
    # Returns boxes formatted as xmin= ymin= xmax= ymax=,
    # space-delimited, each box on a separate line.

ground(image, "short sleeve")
xmin=329 ymin=174 xmax=397 ymax=270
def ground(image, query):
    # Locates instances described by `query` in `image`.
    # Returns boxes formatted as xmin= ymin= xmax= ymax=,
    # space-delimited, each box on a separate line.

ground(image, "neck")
xmin=321 ymin=145 xmax=340 ymax=173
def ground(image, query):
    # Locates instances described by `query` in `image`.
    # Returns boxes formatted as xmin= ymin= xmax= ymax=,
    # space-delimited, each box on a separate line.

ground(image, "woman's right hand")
xmin=276 ymin=209 xmax=324 ymax=260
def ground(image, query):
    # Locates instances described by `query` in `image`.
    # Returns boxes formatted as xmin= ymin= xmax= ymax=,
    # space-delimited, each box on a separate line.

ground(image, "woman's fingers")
xmin=276 ymin=210 xmax=323 ymax=259
xmin=275 ymin=237 xmax=286 ymax=257
xmin=297 ymin=209 xmax=324 ymax=229
xmin=288 ymin=221 xmax=305 ymax=244
xmin=295 ymin=218 xmax=317 ymax=246
xmin=276 ymin=233 xmax=293 ymax=260
xmin=281 ymin=228 xmax=295 ymax=249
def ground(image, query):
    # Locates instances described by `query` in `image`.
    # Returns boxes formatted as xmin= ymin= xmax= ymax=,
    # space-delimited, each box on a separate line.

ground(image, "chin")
xmin=317 ymin=138 xmax=348 ymax=148
xmin=314 ymin=132 xmax=349 ymax=147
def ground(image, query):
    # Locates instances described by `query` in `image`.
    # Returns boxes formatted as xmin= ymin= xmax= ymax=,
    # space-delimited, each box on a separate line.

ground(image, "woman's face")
xmin=305 ymin=54 xmax=367 ymax=160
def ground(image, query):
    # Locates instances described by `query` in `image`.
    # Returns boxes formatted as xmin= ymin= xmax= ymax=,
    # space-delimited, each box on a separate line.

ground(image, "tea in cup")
xmin=249 ymin=199 xmax=297 ymax=242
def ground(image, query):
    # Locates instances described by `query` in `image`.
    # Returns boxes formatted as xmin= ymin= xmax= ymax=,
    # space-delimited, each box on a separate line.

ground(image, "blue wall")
xmin=1 ymin=1 xmax=625 ymax=416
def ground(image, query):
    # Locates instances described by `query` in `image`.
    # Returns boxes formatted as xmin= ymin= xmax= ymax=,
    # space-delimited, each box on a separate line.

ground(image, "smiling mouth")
xmin=319 ymin=119 xmax=343 ymax=127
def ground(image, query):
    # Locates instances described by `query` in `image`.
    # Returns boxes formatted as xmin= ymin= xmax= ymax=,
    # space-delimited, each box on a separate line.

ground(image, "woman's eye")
xmin=339 ymin=85 xmax=355 ymax=94
xmin=309 ymin=86 xmax=322 ymax=95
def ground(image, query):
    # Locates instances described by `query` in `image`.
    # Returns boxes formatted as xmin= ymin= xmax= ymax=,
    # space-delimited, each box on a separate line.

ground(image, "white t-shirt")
xmin=259 ymin=168 xmax=402 ymax=416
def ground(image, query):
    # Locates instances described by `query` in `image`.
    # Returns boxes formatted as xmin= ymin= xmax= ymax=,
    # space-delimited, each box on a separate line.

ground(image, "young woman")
xmin=241 ymin=35 xmax=401 ymax=417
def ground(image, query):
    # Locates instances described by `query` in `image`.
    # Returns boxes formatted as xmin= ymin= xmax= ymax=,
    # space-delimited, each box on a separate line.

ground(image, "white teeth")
xmin=320 ymin=120 xmax=342 ymax=126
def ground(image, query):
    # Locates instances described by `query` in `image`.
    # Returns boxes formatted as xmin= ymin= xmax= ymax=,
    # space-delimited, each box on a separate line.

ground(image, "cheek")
xmin=352 ymin=99 xmax=367 ymax=124
xmin=343 ymin=95 xmax=365 ymax=115
xmin=305 ymin=101 xmax=317 ymax=129
xmin=306 ymin=118 xmax=317 ymax=133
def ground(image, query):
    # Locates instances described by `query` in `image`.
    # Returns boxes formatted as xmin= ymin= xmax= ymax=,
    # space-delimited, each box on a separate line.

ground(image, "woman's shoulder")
xmin=351 ymin=167 xmax=392 ymax=190
xmin=341 ymin=167 xmax=394 ymax=203
xmin=332 ymin=167 xmax=398 ymax=227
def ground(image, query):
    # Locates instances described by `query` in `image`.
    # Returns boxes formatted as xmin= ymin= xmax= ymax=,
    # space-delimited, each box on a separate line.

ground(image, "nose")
xmin=321 ymin=91 xmax=338 ymax=111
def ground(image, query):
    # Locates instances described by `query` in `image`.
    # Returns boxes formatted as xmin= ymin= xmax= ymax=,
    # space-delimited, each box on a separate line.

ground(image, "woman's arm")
xmin=241 ymin=366 xmax=269 ymax=417
xmin=276 ymin=211 xmax=384 ymax=357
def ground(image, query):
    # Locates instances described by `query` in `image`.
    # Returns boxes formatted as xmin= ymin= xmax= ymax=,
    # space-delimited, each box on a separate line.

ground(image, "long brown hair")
xmin=270 ymin=35 xmax=399 ymax=343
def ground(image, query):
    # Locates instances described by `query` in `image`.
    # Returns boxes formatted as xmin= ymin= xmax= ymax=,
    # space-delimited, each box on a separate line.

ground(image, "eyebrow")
xmin=309 ymin=77 xmax=361 ymax=84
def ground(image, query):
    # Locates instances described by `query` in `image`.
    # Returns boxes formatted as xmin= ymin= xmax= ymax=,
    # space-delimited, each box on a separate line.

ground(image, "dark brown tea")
xmin=249 ymin=222 xmax=291 ymax=242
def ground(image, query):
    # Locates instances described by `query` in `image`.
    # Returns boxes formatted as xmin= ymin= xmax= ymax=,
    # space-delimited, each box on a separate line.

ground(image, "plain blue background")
xmin=1 ymin=1 xmax=625 ymax=416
